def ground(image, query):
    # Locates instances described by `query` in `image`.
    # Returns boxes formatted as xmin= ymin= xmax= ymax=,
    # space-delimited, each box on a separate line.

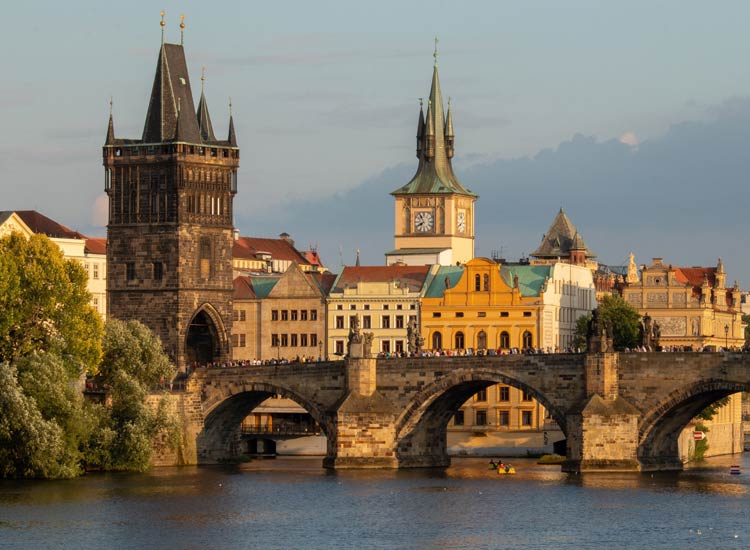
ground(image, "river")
xmin=1 ymin=454 xmax=749 ymax=549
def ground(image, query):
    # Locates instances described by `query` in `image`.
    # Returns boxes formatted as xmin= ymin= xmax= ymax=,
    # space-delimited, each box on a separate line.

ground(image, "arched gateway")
xmin=185 ymin=304 xmax=229 ymax=366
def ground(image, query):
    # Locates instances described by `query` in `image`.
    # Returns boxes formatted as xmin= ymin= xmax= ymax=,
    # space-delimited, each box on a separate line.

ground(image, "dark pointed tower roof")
xmin=196 ymin=72 xmax=216 ymax=142
xmin=227 ymin=113 xmax=237 ymax=147
xmin=105 ymin=113 xmax=115 ymax=145
xmin=445 ymin=102 xmax=454 ymax=137
xmin=392 ymin=52 xmax=476 ymax=197
xmin=532 ymin=208 xmax=596 ymax=259
xmin=142 ymin=43 xmax=202 ymax=143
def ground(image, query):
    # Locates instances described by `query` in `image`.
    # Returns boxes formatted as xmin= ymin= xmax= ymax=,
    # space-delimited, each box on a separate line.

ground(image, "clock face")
xmin=457 ymin=211 xmax=466 ymax=233
xmin=414 ymin=211 xmax=434 ymax=232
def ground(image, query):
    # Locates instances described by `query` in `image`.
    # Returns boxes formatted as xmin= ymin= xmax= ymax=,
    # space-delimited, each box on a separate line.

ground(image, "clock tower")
xmin=386 ymin=45 xmax=477 ymax=267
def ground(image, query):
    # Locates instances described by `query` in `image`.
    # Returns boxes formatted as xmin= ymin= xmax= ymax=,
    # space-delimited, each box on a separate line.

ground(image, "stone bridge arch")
xmin=197 ymin=380 xmax=335 ymax=464
xmin=637 ymin=379 xmax=749 ymax=470
xmin=393 ymin=367 xmax=567 ymax=468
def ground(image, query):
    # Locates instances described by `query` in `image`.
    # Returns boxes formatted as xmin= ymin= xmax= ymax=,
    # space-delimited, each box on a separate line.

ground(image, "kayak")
xmin=497 ymin=467 xmax=516 ymax=475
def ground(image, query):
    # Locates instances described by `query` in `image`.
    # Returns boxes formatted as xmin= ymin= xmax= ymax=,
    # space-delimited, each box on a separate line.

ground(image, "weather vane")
xmin=433 ymin=36 xmax=439 ymax=66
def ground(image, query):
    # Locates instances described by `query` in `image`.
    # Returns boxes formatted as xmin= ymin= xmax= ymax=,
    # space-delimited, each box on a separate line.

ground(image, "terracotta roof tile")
xmin=85 ymin=238 xmax=107 ymax=255
xmin=233 ymin=276 xmax=257 ymax=300
xmin=14 ymin=210 xmax=86 ymax=240
xmin=673 ymin=267 xmax=716 ymax=287
xmin=333 ymin=266 xmax=431 ymax=293
xmin=233 ymin=236 xmax=311 ymax=265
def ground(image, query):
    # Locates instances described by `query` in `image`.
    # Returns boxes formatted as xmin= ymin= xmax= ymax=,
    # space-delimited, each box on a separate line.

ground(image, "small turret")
xmin=716 ymin=257 xmax=726 ymax=289
xmin=105 ymin=112 xmax=115 ymax=146
xmin=424 ymin=100 xmax=435 ymax=159
xmin=416 ymin=99 xmax=425 ymax=158
xmin=445 ymin=97 xmax=454 ymax=158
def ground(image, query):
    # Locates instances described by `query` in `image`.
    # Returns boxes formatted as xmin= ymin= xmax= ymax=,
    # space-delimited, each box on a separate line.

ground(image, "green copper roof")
xmin=424 ymin=266 xmax=465 ymax=298
xmin=249 ymin=276 xmax=280 ymax=298
xmin=500 ymin=265 xmax=550 ymax=297
xmin=391 ymin=63 xmax=476 ymax=198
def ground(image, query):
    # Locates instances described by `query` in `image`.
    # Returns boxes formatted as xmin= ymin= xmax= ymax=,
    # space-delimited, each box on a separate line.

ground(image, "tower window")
xmin=126 ymin=262 xmax=136 ymax=281
xmin=153 ymin=262 xmax=163 ymax=281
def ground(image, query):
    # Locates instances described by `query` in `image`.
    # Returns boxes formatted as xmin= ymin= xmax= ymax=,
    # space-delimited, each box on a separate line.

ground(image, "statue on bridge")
xmin=348 ymin=315 xmax=375 ymax=358
xmin=639 ymin=313 xmax=661 ymax=350
xmin=586 ymin=308 xmax=613 ymax=353
xmin=407 ymin=318 xmax=424 ymax=355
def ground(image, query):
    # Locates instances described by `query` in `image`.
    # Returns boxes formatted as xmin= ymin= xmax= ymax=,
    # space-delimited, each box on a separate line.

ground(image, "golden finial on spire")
xmin=109 ymin=96 xmax=113 ymax=115
xmin=433 ymin=36 xmax=439 ymax=66
xmin=201 ymin=66 xmax=206 ymax=92
xmin=160 ymin=10 xmax=166 ymax=43
xmin=180 ymin=14 xmax=185 ymax=45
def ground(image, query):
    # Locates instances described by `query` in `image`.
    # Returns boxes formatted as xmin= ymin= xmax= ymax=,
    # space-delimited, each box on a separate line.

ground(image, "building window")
xmin=396 ymin=304 xmax=403 ymax=310
xmin=432 ymin=312 xmax=442 ymax=318
xmin=310 ymin=310 xmax=318 ymax=321
xmin=300 ymin=334 xmax=308 ymax=347
xmin=239 ymin=334 xmax=246 ymax=347
xmin=271 ymin=334 xmax=279 ymax=347
xmin=291 ymin=334 xmax=298 ymax=346
xmin=126 ymin=262 xmax=136 ymax=281
xmin=337 ymin=304 xmax=343 ymax=310
xmin=455 ymin=331 xmax=465 ymax=349
xmin=350 ymin=304 xmax=357 ymax=310
xmin=382 ymin=340 xmax=391 ymax=353
xmin=499 ymin=386 xmax=510 ymax=401
xmin=281 ymin=334 xmax=288 ymax=347
xmin=476 ymin=410 xmax=487 ymax=426
xmin=233 ymin=310 xmax=239 ymax=322
xmin=395 ymin=340 xmax=404 ymax=353
xmin=232 ymin=334 xmax=238 ymax=347
xmin=521 ymin=410 xmax=533 ymax=426
xmin=474 ymin=274 xmax=481 ymax=291
xmin=395 ymin=315 xmax=404 ymax=328
xmin=153 ymin=262 xmax=163 ymax=281
xmin=456 ymin=312 xmax=464 ymax=318
xmin=500 ymin=331 xmax=510 ymax=349
xmin=300 ymin=310 xmax=308 ymax=321
xmin=291 ymin=310 xmax=298 ymax=321
xmin=498 ymin=410 xmax=510 ymax=427
xmin=84 ymin=263 xmax=90 ymax=276
xmin=93 ymin=264 xmax=99 ymax=279
xmin=453 ymin=410 xmax=465 ymax=426
xmin=363 ymin=315 xmax=372 ymax=329
xmin=335 ymin=340 xmax=344 ymax=355
xmin=477 ymin=330 xmax=487 ymax=350
xmin=281 ymin=310 xmax=289 ymax=321
xmin=410 ymin=304 xmax=416 ymax=310
xmin=382 ymin=316 xmax=391 ymax=329
xmin=272 ymin=310 xmax=279 ymax=321
xmin=522 ymin=331 xmax=533 ymax=348
xmin=349 ymin=315 xmax=358 ymax=329
xmin=483 ymin=274 xmax=489 ymax=291
xmin=522 ymin=390 xmax=533 ymax=402
xmin=476 ymin=388 xmax=487 ymax=402
xmin=383 ymin=305 xmax=389 ymax=310
xmin=239 ymin=310 xmax=246 ymax=322
xmin=335 ymin=316 xmax=345 ymax=329
xmin=432 ymin=332 xmax=442 ymax=350
xmin=364 ymin=304 xmax=370 ymax=310
xmin=310 ymin=334 xmax=318 ymax=347
xmin=500 ymin=312 xmax=509 ymax=318
xmin=478 ymin=312 xmax=486 ymax=318
xmin=523 ymin=311 xmax=532 ymax=317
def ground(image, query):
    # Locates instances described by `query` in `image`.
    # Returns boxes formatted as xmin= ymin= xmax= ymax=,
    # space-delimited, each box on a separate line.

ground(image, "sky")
xmin=2 ymin=1 xmax=750 ymax=283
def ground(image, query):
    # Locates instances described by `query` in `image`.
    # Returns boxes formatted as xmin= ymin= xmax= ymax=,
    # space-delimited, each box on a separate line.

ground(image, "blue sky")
xmin=2 ymin=1 xmax=750 ymax=281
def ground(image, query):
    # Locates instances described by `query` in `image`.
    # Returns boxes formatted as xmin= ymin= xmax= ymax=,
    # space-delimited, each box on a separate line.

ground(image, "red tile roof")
xmin=233 ymin=276 xmax=257 ymax=300
xmin=333 ymin=266 xmax=431 ymax=293
xmin=14 ymin=210 xmax=85 ymax=240
xmin=308 ymin=272 xmax=337 ymax=295
xmin=85 ymin=238 xmax=107 ymax=255
xmin=233 ymin=236 xmax=311 ymax=265
xmin=674 ymin=267 xmax=716 ymax=287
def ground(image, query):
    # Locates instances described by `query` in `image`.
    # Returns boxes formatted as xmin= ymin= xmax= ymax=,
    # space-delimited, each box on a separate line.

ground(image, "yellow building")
xmin=385 ymin=50 xmax=477 ymax=266
xmin=621 ymin=256 xmax=744 ymax=349
xmin=326 ymin=265 xmax=431 ymax=357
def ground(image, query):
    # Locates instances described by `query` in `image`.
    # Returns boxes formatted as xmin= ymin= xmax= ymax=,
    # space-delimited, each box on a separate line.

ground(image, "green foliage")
xmin=696 ymin=396 xmax=731 ymax=421
xmin=692 ymin=422 xmax=710 ymax=461
xmin=573 ymin=295 xmax=641 ymax=351
xmin=101 ymin=319 xmax=172 ymax=388
xmin=0 ymin=233 xmax=103 ymax=376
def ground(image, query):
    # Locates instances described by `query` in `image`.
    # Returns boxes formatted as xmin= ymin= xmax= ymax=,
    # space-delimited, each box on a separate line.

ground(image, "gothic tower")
xmin=386 ymin=44 xmax=477 ymax=266
xmin=103 ymin=19 xmax=239 ymax=369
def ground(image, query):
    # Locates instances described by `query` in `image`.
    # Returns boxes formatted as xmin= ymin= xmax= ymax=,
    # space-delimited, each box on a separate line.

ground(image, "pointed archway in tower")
xmin=185 ymin=304 xmax=228 ymax=366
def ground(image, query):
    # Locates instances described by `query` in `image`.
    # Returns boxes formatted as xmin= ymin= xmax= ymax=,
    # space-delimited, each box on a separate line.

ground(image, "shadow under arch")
xmin=185 ymin=303 xmax=228 ymax=366
xmin=393 ymin=367 xmax=566 ymax=468
xmin=197 ymin=381 xmax=333 ymax=464
xmin=638 ymin=379 xmax=748 ymax=471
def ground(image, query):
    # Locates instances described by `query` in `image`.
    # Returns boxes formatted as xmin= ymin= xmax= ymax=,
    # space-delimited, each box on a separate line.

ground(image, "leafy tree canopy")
xmin=0 ymin=233 xmax=102 ymax=376
xmin=573 ymin=294 xmax=641 ymax=351
xmin=101 ymin=319 xmax=173 ymax=388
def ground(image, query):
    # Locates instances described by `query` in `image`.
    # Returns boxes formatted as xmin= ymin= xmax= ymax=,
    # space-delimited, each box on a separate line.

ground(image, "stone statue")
xmin=348 ymin=315 xmax=362 ymax=346
xmin=586 ymin=307 xmax=612 ymax=353
xmin=362 ymin=332 xmax=374 ymax=357
xmin=639 ymin=313 xmax=661 ymax=349
xmin=407 ymin=318 xmax=421 ymax=354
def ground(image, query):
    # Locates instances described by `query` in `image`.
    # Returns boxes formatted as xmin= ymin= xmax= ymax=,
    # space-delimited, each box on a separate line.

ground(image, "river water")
xmin=1 ymin=454 xmax=749 ymax=550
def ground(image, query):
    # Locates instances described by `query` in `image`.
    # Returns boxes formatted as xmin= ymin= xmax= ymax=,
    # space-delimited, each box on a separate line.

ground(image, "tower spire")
xmin=105 ymin=97 xmax=115 ymax=145
xmin=416 ymin=98 xmax=425 ymax=158
xmin=196 ymin=66 xmax=216 ymax=142
xmin=227 ymin=97 xmax=237 ymax=147
xmin=445 ymin=96 xmax=454 ymax=158
xmin=160 ymin=10 xmax=165 ymax=44
xmin=180 ymin=14 xmax=185 ymax=45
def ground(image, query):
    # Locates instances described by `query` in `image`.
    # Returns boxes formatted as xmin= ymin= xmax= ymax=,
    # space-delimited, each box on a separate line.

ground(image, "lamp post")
xmin=724 ymin=324 xmax=729 ymax=350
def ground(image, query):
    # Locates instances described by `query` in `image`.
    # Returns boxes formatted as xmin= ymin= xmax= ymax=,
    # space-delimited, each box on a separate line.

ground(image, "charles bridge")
xmin=154 ymin=349 xmax=750 ymax=473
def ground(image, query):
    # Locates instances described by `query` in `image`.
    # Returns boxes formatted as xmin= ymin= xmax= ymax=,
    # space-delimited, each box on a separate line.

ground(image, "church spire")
xmin=392 ymin=42 xmax=475 ymax=197
xmin=416 ymin=98 xmax=425 ymax=158
xmin=227 ymin=98 xmax=237 ymax=147
xmin=105 ymin=98 xmax=115 ymax=145
xmin=196 ymin=67 xmax=216 ymax=142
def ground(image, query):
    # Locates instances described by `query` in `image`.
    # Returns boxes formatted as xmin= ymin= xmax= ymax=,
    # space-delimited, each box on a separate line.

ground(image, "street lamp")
xmin=724 ymin=324 xmax=729 ymax=350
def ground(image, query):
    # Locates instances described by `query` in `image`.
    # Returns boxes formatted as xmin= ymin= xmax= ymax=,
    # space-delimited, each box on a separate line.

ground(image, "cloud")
xmin=91 ymin=194 xmax=108 ymax=227
xmin=618 ymin=131 xmax=639 ymax=147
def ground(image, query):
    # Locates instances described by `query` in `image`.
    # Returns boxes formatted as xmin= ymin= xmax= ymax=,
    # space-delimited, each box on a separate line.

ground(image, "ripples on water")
xmin=0 ymin=454 xmax=748 ymax=549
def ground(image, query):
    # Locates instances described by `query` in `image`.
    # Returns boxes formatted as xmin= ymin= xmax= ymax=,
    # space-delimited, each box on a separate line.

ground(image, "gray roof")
xmin=532 ymin=209 xmax=596 ymax=259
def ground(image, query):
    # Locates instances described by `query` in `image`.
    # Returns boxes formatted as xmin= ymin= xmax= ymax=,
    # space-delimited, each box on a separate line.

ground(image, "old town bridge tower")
xmin=102 ymin=21 xmax=239 ymax=369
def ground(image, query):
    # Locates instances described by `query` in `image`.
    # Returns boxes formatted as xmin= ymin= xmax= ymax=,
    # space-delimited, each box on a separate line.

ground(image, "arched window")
xmin=432 ymin=331 xmax=442 ymax=350
xmin=483 ymin=273 xmax=489 ymax=291
xmin=522 ymin=331 xmax=533 ymax=349
xmin=500 ymin=331 xmax=510 ymax=349
xmin=455 ymin=331 xmax=465 ymax=350
xmin=477 ymin=330 xmax=487 ymax=350
xmin=474 ymin=274 xmax=481 ymax=291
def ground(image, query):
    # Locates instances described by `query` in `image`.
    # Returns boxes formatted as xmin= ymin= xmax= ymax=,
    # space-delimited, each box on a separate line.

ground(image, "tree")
xmin=573 ymin=294 xmax=641 ymax=351
xmin=0 ymin=233 xmax=103 ymax=376
xmin=101 ymin=319 xmax=173 ymax=388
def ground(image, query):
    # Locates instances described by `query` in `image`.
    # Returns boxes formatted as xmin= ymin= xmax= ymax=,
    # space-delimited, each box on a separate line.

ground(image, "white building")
xmin=540 ymin=262 xmax=597 ymax=351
